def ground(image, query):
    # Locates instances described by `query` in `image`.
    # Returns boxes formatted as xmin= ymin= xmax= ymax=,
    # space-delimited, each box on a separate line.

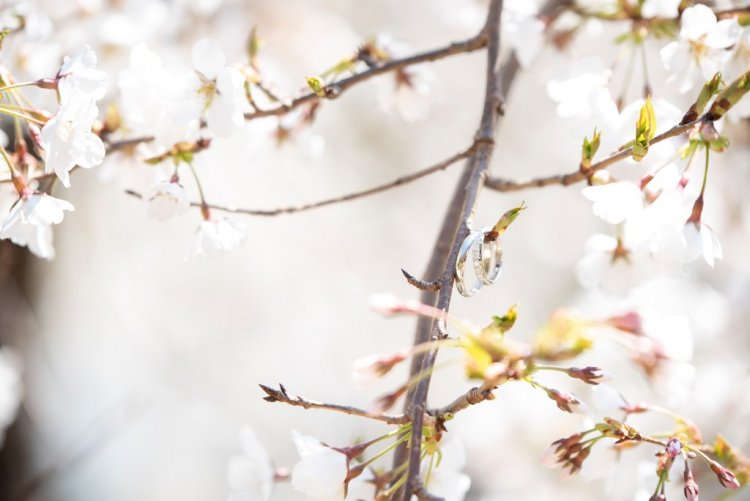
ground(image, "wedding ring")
xmin=473 ymin=226 xmax=503 ymax=285
xmin=455 ymin=230 xmax=484 ymax=297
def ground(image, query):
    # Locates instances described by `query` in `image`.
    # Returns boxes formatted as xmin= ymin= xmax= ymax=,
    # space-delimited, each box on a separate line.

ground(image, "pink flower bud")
xmin=684 ymin=463 xmax=699 ymax=501
xmin=606 ymin=312 xmax=644 ymax=335
xmin=666 ymin=438 xmax=682 ymax=458
xmin=568 ymin=366 xmax=612 ymax=385
xmin=547 ymin=389 xmax=588 ymax=415
xmin=710 ymin=461 xmax=741 ymax=490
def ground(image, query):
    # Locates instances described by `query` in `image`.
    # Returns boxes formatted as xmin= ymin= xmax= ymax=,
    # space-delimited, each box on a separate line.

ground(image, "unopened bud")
xmin=666 ymin=438 xmax=682 ymax=458
xmin=710 ymin=461 xmax=741 ymax=490
xmin=547 ymin=389 xmax=588 ymax=415
xmin=351 ymin=352 xmax=407 ymax=387
xmin=605 ymin=312 xmax=643 ymax=335
xmin=684 ymin=462 xmax=699 ymax=501
xmin=568 ymin=366 xmax=612 ymax=385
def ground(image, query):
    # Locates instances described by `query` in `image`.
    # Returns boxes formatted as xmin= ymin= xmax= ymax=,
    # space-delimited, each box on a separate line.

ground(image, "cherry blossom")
xmin=423 ymin=438 xmax=471 ymax=501
xmin=146 ymin=181 xmax=190 ymax=222
xmin=582 ymin=180 xmax=644 ymax=225
xmin=226 ymin=427 xmax=274 ymax=501
xmin=681 ymin=221 xmax=723 ymax=267
xmin=191 ymin=217 xmax=246 ymax=258
xmin=503 ymin=0 xmax=545 ymax=67
xmin=192 ymin=38 xmax=246 ymax=136
xmin=576 ymin=233 xmax=658 ymax=295
xmin=118 ymin=44 xmax=202 ymax=151
xmin=56 ymin=45 xmax=108 ymax=102
xmin=40 ymin=94 xmax=106 ymax=187
xmin=0 ymin=192 xmax=73 ymax=259
xmin=0 ymin=347 xmax=22 ymax=448
xmin=661 ymin=4 xmax=741 ymax=93
xmin=290 ymin=431 xmax=348 ymax=501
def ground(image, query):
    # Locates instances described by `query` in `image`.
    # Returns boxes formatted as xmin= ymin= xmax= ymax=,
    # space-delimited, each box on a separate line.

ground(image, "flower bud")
xmin=567 ymin=366 xmax=612 ymax=385
xmin=710 ymin=461 xmax=740 ymax=490
xmin=666 ymin=438 xmax=683 ymax=458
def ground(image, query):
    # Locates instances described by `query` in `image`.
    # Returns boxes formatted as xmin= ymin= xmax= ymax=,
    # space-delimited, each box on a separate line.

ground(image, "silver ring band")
xmin=455 ymin=230 xmax=484 ymax=297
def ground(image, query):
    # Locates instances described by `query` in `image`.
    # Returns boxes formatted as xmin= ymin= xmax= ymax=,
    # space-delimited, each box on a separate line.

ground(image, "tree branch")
xmin=125 ymin=144 xmax=474 ymax=216
xmin=392 ymin=0 xmax=570 ymax=498
xmin=401 ymin=268 xmax=441 ymax=292
xmin=258 ymin=384 xmax=409 ymax=425
xmin=484 ymin=117 xmax=700 ymax=193
xmin=243 ymin=35 xmax=489 ymax=121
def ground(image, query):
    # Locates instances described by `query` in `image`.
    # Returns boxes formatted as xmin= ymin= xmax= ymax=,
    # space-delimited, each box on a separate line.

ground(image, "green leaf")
xmin=492 ymin=202 xmax=527 ymax=236
xmin=633 ymin=96 xmax=656 ymax=161
xmin=305 ymin=76 xmax=326 ymax=97
xmin=706 ymin=69 xmax=750 ymax=121
xmin=581 ymin=128 xmax=602 ymax=168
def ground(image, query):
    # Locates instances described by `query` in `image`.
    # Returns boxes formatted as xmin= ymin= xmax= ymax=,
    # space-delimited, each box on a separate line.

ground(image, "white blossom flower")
xmin=226 ymin=427 xmax=274 ymax=501
xmin=0 ymin=347 xmax=22 ymax=448
xmin=681 ymin=221 xmax=723 ymax=267
xmin=1 ymin=192 xmax=74 ymax=230
xmin=118 ymin=44 xmax=201 ymax=151
xmin=56 ymin=45 xmax=108 ymax=102
xmin=192 ymin=38 xmax=246 ymax=136
xmin=291 ymin=431 xmax=348 ymax=501
xmin=726 ymin=27 xmax=750 ymax=120
xmin=576 ymin=233 xmax=658 ymax=295
xmin=40 ymin=95 xmax=106 ymax=187
xmin=146 ymin=181 xmax=190 ymax=222
xmin=192 ymin=218 xmax=246 ymax=258
xmin=660 ymin=5 xmax=741 ymax=93
xmin=546 ymin=57 xmax=619 ymax=131
xmin=504 ymin=0 xmax=545 ymax=67
xmin=582 ymin=181 xmax=644 ymax=225
xmin=0 ymin=193 xmax=73 ymax=259
xmin=424 ymin=438 xmax=471 ymax=501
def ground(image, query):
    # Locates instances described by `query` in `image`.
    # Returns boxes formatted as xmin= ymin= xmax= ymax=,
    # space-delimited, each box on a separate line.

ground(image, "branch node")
xmin=401 ymin=268 xmax=441 ymax=292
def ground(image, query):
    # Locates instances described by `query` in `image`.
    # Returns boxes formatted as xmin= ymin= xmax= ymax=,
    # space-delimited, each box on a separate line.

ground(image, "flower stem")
xmin=187 ymin=162 xmax=210 ymax=219
xmin=700 ymin=145 xmax=710 ymax=197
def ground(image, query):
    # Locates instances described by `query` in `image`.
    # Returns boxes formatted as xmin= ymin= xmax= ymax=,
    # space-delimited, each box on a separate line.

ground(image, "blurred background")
xmin=1 ymin=0 xmax=750 ymax=499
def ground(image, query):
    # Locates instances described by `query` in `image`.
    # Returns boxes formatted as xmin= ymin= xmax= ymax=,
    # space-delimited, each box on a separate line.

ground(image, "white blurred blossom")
xmin=661 ymin=4 xmax=741 ymax=93
xmin=291 ymin=431 xmax=347 ymax=501
xmin=0 ymin=193 xmax=73 ymax=259
xmin=576 ymin=233 xmax=658 ymax=295
xmin=582 ymin=181 xmax=644 ymax=225
xmin=41 ymin=94 xmax=105 ymax=187
xmin=56 ymin=45 xmax=108 ymax=102
xmin=146 ymin=181 xmax=190 ymax=222
xmin=226 ymin=427 xmax=274 ymax=501
xmin=640 ymin=0 xmax=680 ymax=19
xmin=0 ymin=347 xmax=22 ymax=448
xmin=423 ymin=438 xmax=471 ymax=501
xmin=503 ymin=0 xmax=545 ymax=67
xmin=192 ymin=218 xmax=246 ymax=258
xmin=192 ymin=38 xmax=246 ymax=136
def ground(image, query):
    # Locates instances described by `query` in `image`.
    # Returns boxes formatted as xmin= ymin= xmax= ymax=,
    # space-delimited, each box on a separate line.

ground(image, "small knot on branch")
xmin=401 ymin=268 xmax=440 ymax=292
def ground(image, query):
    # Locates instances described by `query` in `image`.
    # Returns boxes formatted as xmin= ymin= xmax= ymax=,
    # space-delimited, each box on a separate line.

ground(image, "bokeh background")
xmin=1 ymin=0 xmax=750 ymax=500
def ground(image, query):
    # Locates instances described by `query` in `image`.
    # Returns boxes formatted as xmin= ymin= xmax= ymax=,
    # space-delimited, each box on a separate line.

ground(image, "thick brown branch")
xmin=401 ymin=269 xmax=440 ymax=292
xmin=125 ymin=145 xmax=474 ymax=216
xmin=393 ymin=1 xmax=570 ymax=498
xmin=259 ymin=384 xmax=408 ymax=425
xmin=243 ymin=35 xmax=488 ymax=121
xmin=429 ymin=380 xmax=499 ymax=417
xmin=484 ymin=118 xmax=700 ymax=192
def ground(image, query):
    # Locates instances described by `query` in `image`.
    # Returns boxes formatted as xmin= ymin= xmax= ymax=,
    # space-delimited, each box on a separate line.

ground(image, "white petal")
xmin=679 ymin=5 xmax=716 ymax=41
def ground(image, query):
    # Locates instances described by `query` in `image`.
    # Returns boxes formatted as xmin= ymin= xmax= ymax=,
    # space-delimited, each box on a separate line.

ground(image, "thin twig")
xmin=401 ymin=269 xmax=440 ymax=292
xmin=484 ymin=118 xmax=700 ymax=192
xmin=243 ymin=35 xmax=488 ymax=121
xmin=259 ymin=384 xmax=409 ymax=425
xmin=125 ymin=145 xmax=474 ymax=216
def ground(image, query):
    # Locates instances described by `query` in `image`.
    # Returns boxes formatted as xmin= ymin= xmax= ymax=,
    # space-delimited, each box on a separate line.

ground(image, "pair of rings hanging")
xmin=455 ymin=225 xmax=503 ymax=297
